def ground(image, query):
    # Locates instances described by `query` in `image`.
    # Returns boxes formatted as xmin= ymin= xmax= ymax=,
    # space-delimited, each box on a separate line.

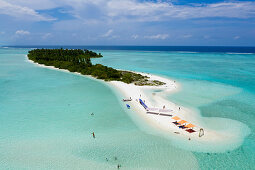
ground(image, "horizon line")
xmin=2 ymin=45 xmax=255 ymax=48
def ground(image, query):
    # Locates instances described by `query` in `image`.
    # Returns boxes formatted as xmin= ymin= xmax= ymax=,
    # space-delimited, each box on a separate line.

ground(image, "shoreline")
xmin=26 ymin=56 xmax=250 ymax=153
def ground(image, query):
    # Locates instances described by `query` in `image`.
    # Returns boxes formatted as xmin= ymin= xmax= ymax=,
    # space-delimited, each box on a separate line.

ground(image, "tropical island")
xmin=26 ymin=48 xmax=250 ymax=154
xmin=28 ymin=48 xmax=165 ymax=86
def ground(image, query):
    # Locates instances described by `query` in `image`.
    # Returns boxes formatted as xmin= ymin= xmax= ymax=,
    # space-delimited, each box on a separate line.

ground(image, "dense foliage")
xmin=27 ymin=48 xmax=162 ymax=85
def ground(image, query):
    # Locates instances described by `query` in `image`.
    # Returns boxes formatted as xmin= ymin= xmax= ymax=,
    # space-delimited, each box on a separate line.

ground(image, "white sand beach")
xmin=27 ymin=56 xmax=250 ymax=153
xmin=108 ymin=73 xmax=250 ymax=152
xmin=109 ymin=74 xmax=221 ymax=139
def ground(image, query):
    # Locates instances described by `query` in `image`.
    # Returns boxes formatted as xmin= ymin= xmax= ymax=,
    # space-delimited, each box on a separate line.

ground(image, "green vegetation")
xmin=28 ymin=48 xmax=165 ymax=86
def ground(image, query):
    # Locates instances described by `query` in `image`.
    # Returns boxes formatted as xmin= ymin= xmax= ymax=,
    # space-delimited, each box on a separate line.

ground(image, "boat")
xmin=122 ymin=98 xmax=132 ymax=102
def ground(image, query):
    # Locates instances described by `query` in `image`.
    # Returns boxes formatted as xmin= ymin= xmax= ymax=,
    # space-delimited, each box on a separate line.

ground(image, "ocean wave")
xmin=176 ymin=51 xmax=199 ymax=53
xmin=226 ymin=52 xmax=254 ymax=55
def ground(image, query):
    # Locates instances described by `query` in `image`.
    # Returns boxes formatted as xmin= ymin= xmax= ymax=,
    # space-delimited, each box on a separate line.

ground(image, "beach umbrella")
xmin=172 ymin=116 xmax=180 ymax=120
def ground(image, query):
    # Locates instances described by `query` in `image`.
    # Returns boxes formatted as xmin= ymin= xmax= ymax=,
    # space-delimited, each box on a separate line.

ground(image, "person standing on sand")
xmin=179 ymin=107 xmax=181 ymax=111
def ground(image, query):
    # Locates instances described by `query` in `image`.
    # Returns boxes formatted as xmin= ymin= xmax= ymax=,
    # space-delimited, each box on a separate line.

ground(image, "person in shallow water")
xmin=92 ymin=132 xmax=95 ymax=138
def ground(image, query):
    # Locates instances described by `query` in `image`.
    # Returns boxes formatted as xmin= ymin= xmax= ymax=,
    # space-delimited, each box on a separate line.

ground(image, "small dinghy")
xmin=122 ymin=97 xmax=132 ymax=102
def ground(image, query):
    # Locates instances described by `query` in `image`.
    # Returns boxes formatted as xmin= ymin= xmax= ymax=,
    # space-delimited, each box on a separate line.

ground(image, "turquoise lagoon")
xmin=0 ymin=47 xmax=254 ymax=169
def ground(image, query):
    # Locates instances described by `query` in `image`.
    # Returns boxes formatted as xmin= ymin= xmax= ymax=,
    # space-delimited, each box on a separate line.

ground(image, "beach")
xmin=109 ymin=73 xmax=251 ymax=152
xmin=1 ymin=48 xmax=254 ymax=169
xmin=26 ymin=56 xmax=250 ymax=153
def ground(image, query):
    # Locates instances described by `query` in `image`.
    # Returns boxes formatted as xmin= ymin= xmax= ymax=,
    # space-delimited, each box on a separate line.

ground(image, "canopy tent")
xmin=172 ymin=116 xmax=180 ymax=120
xmin=177 ymin=120 xmax=187 ymax=125
xmin=184 ymin=123 xmax=195 ymax=128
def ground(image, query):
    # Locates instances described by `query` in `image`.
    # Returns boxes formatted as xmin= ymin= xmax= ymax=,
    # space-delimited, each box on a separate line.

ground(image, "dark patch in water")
xmin=154 ymin=89 xmax=162 ymax=93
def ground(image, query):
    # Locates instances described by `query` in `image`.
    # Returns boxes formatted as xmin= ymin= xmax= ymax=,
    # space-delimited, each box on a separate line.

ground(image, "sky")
xmin=0 ymin=0 xmax=255 ymax=46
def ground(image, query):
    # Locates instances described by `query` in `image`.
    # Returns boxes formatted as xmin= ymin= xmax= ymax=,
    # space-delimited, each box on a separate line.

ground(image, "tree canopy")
xmin=28 ymin=48 xmax=165 ymax=86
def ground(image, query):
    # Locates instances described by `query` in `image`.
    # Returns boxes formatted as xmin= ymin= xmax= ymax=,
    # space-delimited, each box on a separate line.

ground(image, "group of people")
xmin=91 ymin=113 xmax=121 ymax=169
xmin=105 ymin=156 xmax=121 ymax=168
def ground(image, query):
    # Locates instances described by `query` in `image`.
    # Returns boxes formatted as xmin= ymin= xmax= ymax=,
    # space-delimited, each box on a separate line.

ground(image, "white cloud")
xmin=15 ymin=30 xmax=30 ymax=35
xmin=234 ymin=36 xmax=240 ymax=40
xmin=6 ymin=0 xmax=58 ymax=10
xmin=1 ymin=0 xmax=255 ymax=23
xmin=0 ymin=0 xmax=55 ymax=21
xmin=144 ymin=34 xmax=169 ymax=40
xmin=182 ymin=34 xmax=192 ymax=38
xmin=1 ymin=0 xmax=254 ymax=45
xmin=110 ymin=35 xmax=120 ymax=39
xmin=42 ymin=33 xmax=52 ymax=39
xmin=102 ymin=29 xmax=113 ymax=37
xmin=132 ymin=34 xmax=139 ymax=39
xmin=100 ymin=29 xmax=119 ymax=39
xmin=105 ymin=1 xmax=255 ymax=21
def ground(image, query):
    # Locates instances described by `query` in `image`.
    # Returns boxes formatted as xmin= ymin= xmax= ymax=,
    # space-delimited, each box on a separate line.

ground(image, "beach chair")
xmin=172 ymin=121 xmax=179 ymax=125
xmin=178 ymin=125 xmax=187 ymax=129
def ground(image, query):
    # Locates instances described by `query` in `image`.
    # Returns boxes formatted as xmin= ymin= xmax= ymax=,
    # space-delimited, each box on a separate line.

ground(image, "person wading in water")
xmin=92 ymin=132 xmax=95 ymax=138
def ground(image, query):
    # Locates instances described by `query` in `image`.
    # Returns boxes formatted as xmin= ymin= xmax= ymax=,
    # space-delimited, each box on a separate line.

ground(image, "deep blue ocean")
xmin=8 ymin=45 xmax=255 ymax=53
xmin=0 ymin=46 xmax=254 ymax=169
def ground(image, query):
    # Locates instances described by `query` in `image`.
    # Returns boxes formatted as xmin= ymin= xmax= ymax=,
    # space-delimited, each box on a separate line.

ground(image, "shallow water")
xmin=0 ymin=47 xmax=255 ymax=169
xmin=93 ymin=50 xmax=255 ymax=168
xmin=0 ymin=48 xmax=198 ymax=169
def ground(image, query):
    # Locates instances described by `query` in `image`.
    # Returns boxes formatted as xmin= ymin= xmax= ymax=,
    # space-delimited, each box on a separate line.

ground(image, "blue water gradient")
xmin=0 ymin=47 xmax=254 ymax=169
xmin=92 ymin=49 xmax=255 ymax=169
